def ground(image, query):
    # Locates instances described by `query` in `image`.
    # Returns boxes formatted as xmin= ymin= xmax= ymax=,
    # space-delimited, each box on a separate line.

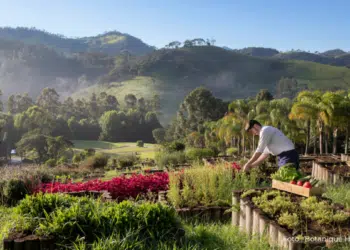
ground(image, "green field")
xmin=72 ymin=140 xmax=159 ymax=159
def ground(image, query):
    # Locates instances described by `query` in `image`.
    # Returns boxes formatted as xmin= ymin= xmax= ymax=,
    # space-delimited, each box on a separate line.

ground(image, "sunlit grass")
xmin=72 ymin=140 xmax=159 ymax=159
xmin=71 ymin=222 xmax=271 ymax=250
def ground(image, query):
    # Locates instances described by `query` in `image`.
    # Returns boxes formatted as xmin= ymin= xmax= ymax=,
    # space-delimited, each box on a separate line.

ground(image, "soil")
xmin=299 ymin=161 xmax=312 ymax=175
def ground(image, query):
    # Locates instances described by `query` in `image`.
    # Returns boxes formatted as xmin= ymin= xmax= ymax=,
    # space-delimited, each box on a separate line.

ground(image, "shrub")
xmin=166 ymin=141 xmax=185 ymax=153
xmin=106 ymin=158 xmax=118 ymax=170
xmin=226 ymin=147 xmax=239 ymax=156
xmin=185 ymin=148 xmax=215 ymax=161
xmin=81 ymin=153 xmax=109 ymax=169
xmin=155 ymin=151 xmax=186 ymax=169
xmin=136 ymin=140 xmax=144 ymax=147
xmin=57 ymin=156 xmax=68 ymax=165
xmin=83 ymin=148 xmax=96 ymax=157
xmin=207 ymin=142 xmax=219 ymax=156
xmin=72 ymin=154 xmax=82 ymax=164
xmin=45 ymin=159 xmax=56 ymax=167
xmin=2 ymin=179 xmax=29 ymax=206
xmin=117 ymin=154 xmax=138 ymax=169
xmin=15 ymin=193 xmax=78 ymax=218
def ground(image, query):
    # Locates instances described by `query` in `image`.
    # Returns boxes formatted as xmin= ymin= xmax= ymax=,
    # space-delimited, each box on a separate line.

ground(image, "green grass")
xmin=99 ymin=34 xmax=126 ymax=44
xmin=72 ymin=140 xmax=159 ymax=159
xmin=71 ymin=223 xmax=271 ymax=250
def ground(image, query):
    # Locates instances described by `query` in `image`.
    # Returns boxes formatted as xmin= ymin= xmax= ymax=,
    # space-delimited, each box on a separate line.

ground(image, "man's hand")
xmin=242 ymin=152 xmax=262 ymax=173
xmin=243 ymin=163 xmax=252 ymax=172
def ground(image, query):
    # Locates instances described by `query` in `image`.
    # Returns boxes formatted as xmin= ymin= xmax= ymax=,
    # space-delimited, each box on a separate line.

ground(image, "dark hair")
xmin=245 ymin=120 xmax=262 ymax=132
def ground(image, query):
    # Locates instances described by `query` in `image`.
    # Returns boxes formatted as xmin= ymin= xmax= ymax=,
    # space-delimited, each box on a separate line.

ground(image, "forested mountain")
xmin=233 ymin=47 xmax=350 ymax=67
xmin=0 ymin=27 xmax=154 ymax=55
xmin=0 ymin=38 xmax=113 ymax=98
xmin=73 ymin=45 xmax=350 ymax=124
xmin=1 ymin=26 xmax=350 ymax=124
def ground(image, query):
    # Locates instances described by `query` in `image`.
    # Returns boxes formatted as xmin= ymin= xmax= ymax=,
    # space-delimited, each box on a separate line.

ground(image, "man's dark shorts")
xmin=277 ymin=149 xmax=300 ymax=169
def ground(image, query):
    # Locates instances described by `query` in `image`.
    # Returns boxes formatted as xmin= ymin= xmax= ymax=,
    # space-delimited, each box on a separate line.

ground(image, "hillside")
xmin=234 ymin=47 xmax=279 ymax=57
xmin=0 ymin=38 xmax=111 ymax=98
xmin=232 ymin=47 xmax=350 ymax=67
xmin=0 ymin=27 xmax=154 ymax=56
xmin=74 ymin=46 xmax=350 ymax=123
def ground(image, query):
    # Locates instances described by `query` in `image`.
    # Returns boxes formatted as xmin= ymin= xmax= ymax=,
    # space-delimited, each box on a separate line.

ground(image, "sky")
xmin=0 ymin=0 xmax=349 ymax=52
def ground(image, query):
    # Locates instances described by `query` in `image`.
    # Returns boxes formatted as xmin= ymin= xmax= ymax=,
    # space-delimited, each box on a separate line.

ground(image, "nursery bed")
xmin=232 ymin=188 xmax=350 ymax=249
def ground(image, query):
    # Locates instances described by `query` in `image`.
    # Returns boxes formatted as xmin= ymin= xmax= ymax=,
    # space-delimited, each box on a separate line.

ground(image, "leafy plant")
xmin=271 ymin=163 xmax=302 ymax=182
xmin=278 ymin=212 xmax=300 ymax=229
xmin=252 ymin=190 xmax=296 ymax=217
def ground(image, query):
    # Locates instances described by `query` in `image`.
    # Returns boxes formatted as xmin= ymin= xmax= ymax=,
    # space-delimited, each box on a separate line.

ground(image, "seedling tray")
xmin=272 ymin=179 xmax=324 ymax=197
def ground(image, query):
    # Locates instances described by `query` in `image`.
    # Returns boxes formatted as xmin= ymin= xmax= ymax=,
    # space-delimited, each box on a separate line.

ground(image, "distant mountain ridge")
xmin=231 ymin=47 xmax=350 ymax=67
xmin=0 ymin=27 xmax=154 ymax=56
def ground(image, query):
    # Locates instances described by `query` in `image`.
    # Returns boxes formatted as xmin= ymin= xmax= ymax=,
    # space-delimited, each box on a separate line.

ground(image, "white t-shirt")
xmin=255 ymin=126 xmax=295 ymax=156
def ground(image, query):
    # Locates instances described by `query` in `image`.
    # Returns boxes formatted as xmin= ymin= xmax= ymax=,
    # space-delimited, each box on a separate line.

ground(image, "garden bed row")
xmin=4 ymin=236 xmax=55 ymax=250
xmin=311 ymin=159 xmax=350 ymax=184
xmin=232 ymin=188 xmax=350 ymax=249
xmin=158 ymin=191 xmax=231 ymax=222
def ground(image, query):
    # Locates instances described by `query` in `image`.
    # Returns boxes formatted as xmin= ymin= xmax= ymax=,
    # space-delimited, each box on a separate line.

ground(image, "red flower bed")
xmin=231 ymin=162 xmax=241 ymax=171
xmin=35 ymin=172 xmax=169 ymax=200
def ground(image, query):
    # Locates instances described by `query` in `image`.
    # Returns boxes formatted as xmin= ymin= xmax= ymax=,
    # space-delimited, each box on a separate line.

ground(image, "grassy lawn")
xmin=72 ymin=140 xmax=159 ymax=159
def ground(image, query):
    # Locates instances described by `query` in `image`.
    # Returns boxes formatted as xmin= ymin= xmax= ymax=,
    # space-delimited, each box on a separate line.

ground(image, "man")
xmin=243 ymin=120 xmax=299 ymax=172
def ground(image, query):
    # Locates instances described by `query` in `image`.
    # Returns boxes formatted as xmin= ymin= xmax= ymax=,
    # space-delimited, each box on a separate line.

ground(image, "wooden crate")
xmin=272 ymin=179 xmax=324 ymax=197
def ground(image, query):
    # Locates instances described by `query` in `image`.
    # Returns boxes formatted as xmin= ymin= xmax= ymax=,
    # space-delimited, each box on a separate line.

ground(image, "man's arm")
xmin=251 ymin=153 xmax=270 ymax=167
xmin=243 ymin=128 xmax=273 ymax=172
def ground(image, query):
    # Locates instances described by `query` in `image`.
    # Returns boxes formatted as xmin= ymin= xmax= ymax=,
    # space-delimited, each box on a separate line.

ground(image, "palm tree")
xmin=289 ymin=91 xmax=318 ymax=155
xmin=228 ymin=99 xmax=250 ymax=155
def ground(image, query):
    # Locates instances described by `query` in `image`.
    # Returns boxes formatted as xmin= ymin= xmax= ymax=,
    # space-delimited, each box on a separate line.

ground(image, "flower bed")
xmin=232 ymin=188 xmax=350 ymax=249
xmin=36 ymin=172 xmax=169 ymax=201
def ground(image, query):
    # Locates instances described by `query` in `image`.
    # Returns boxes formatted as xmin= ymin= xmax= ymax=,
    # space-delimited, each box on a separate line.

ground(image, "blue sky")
xmin=0 ymin=0 xmax=349 ymax=52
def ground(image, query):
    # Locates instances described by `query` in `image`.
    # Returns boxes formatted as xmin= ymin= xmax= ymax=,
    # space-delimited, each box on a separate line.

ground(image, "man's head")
xmin=245 ymin=120 xmax=262 ymax=135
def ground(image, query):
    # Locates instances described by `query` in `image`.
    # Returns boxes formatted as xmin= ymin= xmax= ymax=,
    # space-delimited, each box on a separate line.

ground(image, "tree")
xmin=99 ymin=111 xmax=126 ymax=141
xmin=256 ymin=89 xmax=273 ymax=101
xmin=36 ymin=88 xmax=61 ymax=115
xmin=228 ymin=99 xmax=250 ymax=154
xmin=7 ymin=93 xmax=33 ymax=114
xmin=191 ymin=38 xmax=206 ymax=46
xmin=152 ymin=128 xmax=166 ymax=143
xmin=98 ymin=92 xmax=119 ymax=115
xmin=168 ymin=87 xmax=227 ymax=143
xmin=14 ymin=106 xmax=54 ymax=135
xmin=16 ymin=131 xmax=72 ymax=163
xmin=165 ymin=41 xmax=181 ymax=49
xmin=16 ymin=132 xmax=48 ymax=162
xmin=89 ymin=93 xmax=99 ymax=118
xmin=183 ymin=40 xmax=193 ymax=47
xmin=47 ymin=136 xmax=73 ymax=161
xmin=124 ymin=94 xmax=137 ymax=109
